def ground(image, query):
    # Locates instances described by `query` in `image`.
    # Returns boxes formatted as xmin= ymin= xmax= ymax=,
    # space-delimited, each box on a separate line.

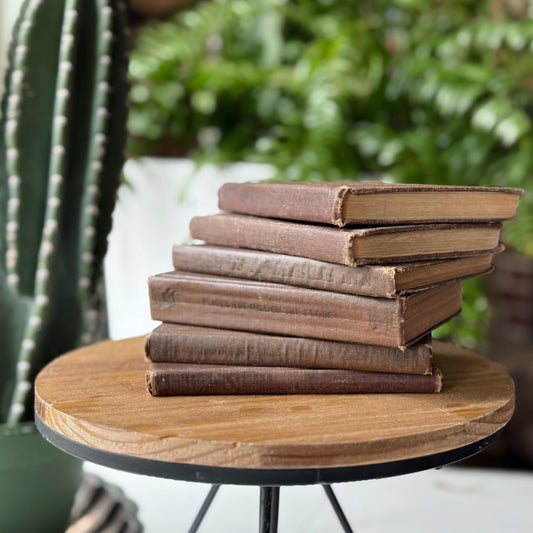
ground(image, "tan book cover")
xmin=172 ymin=244 xmax=500 ymax=297
xmin=189 ymin=214 xmax=502 ymax=266
xmin=148 ymin=271 xmax=462 ymax=348
xmin=145 ymin=324 xmax=434 ymax=375
xmin=146 ymin=362 xmax=442 ymax=395
xmin=218 ymin=181 xmax=522 ymax=226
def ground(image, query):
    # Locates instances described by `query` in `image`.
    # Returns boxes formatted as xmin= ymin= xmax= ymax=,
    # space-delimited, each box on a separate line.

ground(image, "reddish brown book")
xmin=145 ymin=324 xmax=433 ymax=375
xmin=218 ymin=181 xmax=522 ymax=227
xmin=148 ymin=272 xmax=462 ymax=348
xmin=189 ymin=214 xmax=502 ymax=266
xmin=172 ymin=244 xmax=500 ymax=297
xmin=145 ymin=362 xmax=442 ymax=395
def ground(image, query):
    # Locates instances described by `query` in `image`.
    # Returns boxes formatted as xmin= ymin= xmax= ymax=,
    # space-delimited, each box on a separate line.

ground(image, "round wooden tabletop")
xmin=35 ymin=337 xmax=514 ymax=484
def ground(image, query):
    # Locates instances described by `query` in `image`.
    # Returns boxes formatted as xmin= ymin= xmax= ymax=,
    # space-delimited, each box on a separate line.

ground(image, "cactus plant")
xmin=0 ymin=0 xmax=129 ymax=425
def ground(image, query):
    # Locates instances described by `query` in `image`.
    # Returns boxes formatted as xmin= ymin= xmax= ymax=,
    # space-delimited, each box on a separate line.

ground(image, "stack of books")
xmin=145 ymin=182 xmax=521 ymax=396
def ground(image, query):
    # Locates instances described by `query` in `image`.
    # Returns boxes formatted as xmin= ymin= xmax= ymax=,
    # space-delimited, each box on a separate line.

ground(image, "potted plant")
xmin=0 ymin=0 xmax=129 ymax=531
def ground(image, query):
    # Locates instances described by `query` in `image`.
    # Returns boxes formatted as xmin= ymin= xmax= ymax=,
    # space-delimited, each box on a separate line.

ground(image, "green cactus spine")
xmin=0 ymin=0 xmax=129 ymax=425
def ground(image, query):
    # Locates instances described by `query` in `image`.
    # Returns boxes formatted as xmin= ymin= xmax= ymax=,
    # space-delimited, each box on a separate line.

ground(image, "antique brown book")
xmin=145 ymin=362 xmax=442 ymax=395
xmin=172 ymin=244 xmax=500 ymax=297
xmin=218 ymin=181 xmax=522 ymax=226
xmin=189 ymin=214 xmax=502 ymax=266
xmin=145 ymin=324 xmax=433 ymax=374
xmin=148 ymin=272 xmax=462 ymax=348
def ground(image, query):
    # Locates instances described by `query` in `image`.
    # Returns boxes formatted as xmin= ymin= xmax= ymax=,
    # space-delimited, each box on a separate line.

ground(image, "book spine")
xmin=189 ymin=214 xmax=356 ymax=266
xmin=218 ymin=182 xmax=346 ymax=226
xmin=145 ymin=324 xmax=433 ymax=375
xmin=172 ymin=245 xmax=398 ymax=297
xmin=148 ymin=272 xmax=405 ymax=347
xmin=146 ymin=363 xmax=442 ymax=395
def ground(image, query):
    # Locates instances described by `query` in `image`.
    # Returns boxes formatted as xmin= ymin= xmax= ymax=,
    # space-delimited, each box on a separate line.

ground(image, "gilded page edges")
xmin=339 ymin=182 xmax=524 ymax=195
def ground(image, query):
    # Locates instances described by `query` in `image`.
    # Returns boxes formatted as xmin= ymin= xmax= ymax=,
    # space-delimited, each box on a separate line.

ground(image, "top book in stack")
xmin=218 ymin=181 xmax=523 ymax=226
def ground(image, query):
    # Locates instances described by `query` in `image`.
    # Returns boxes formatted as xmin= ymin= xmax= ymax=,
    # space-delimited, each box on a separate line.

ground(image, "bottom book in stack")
xmin=145 ymin=324 xmax=442 ymax=395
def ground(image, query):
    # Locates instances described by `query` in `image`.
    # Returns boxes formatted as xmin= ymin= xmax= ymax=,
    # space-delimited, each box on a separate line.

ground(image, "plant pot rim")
xmin=0 ymin=420 xmax=82 ymax=472
xmin=0 ymin=420 xmax=37 ymax=438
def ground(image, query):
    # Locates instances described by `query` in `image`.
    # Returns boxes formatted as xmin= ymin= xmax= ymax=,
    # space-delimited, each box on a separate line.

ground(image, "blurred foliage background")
xmin=127 ymin=0 xmax=533 ymax=349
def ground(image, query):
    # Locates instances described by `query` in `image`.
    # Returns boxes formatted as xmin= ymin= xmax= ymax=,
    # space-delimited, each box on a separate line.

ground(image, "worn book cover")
xmin=218 ymin=181 xmax=522 ymax=226
xmin=148 ymin=272 xmax=462 ymax=348
xmin=146 ymin=362 xmax=442 ymax=395
xmin=190 ymin=214 xmax=502 ymax=266
xmin=172 ymin=244 xmax=500 ymax=297
xmin=145 ymin=324 xmax=433 ymax=374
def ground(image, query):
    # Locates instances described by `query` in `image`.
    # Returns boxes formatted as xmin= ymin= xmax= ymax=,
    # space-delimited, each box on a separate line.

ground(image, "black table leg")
xmin=323 ymin=484 xmax=354 ymax=533
xmin=259 ymin=486 xmax=280 ymax=533
xmin=189 ymin=484 xmax=350 ymax=533
xmin=188 ymin=485 xmax=220 ymax=533
xmin=270 ymin=487 xmax=279 ymax=532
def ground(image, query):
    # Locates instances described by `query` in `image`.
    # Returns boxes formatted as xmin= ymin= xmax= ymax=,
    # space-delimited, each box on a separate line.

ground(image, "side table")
xmin=35 ymin=338 xmax=514 ymax=532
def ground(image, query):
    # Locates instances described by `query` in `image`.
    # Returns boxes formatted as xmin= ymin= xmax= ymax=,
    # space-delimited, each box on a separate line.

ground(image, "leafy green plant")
xmin=128 ymin=0 xmax=533 ymax=347
xmin=0 ymin=0 xmax=129 ymax=425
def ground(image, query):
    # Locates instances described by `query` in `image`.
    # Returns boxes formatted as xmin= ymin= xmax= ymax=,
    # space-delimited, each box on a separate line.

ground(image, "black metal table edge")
xmin=34 ymin=413 xmax=503 ymax=486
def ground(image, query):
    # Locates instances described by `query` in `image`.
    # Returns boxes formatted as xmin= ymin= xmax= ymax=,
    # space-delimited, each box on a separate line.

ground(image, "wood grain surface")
xmin=35 ymin=337 xmax=514 ymax=470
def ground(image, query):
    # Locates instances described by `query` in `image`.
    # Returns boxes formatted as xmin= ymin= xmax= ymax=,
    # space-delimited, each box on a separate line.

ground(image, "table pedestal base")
xmin=189 ymin=484 xmax=354 ymax=533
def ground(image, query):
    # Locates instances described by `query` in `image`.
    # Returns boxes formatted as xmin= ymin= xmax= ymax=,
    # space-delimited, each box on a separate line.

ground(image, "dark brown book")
xmin=173 ymin=244 xmax=501 ymax=297
xmin=189 ymin=214 xmax=502 ymax=266
xmin=218 ymin=181 xmax=522 ymax=226
xmin=148 ymin=272 xmax=462 ymax=348
xmin=145 ymin=324 xmax=433 ymax=374
xmin=145 ymin=362 xmax=442 ymax=395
